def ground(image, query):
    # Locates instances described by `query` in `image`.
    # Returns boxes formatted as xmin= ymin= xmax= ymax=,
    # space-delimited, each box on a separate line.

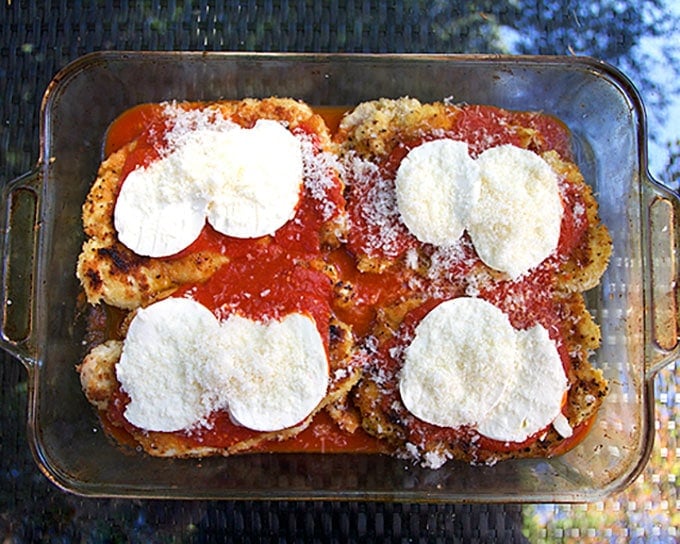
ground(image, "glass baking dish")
xmin=1 ymin=52 xmax=678 ymax=502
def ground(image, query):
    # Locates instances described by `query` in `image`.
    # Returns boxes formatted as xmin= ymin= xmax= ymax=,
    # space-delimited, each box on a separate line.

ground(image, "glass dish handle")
xmin=0 ymin=169 xmax=40 ymax=367
xmin=647 ymin=179 xmax=680 ymax=378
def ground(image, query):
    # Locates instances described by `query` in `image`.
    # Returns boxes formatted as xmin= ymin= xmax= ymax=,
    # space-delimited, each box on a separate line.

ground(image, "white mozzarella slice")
xmin=552 ymin=412 xmax=573 ymax=438
xmin=114 ymin=118 xmax=303 ymax=256
xmin=116 ymin=297 xmax=224 ymax=432
xmin=476 ymin=324 xmax=569 ymax=443
xmin=116 ymin=298 xmax=329 ymax=434
xmin=469 ymin=145 xmax=563 ymax=279
xmin=212 ymin=312 xmax=329 ymax=432
xmin=395 ymin=140 xmax=480 ymax=246
xmin=206 ymin=120 xmax=304 ymax=238
xmin=399 ymin=297 xmax=517 ymax=428
xmin=113 ymin=156 xmax=209 ymax=258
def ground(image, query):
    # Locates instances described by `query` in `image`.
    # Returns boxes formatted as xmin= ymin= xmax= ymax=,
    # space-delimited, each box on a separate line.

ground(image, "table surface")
xmin=1 ymin=2 xmax=678 ymax=542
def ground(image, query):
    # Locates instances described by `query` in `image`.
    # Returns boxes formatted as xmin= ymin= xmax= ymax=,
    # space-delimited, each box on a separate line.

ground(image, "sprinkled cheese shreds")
xmin=161 ymin=101 xmax=238 ymax=144
xmin=345 ymin=154 xmax=413 ymax=259
xmin=298 ymin=132 xmax=342 ymax=222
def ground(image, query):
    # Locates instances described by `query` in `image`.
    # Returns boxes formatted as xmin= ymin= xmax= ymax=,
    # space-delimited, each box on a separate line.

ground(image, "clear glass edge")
xmin=0 ymin=168 xmax=41 ymax=366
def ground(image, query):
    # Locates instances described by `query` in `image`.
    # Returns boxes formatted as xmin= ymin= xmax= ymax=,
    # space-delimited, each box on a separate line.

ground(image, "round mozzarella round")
xmin=399 ymin=297 xmax=517 ymax=428
xmin=212 ymin=312 xmax=329 ymax=432
xmin=469 ymin=145 xmax=563 ymax=279
xmin=206 ymin=120 xmax=304 ymax=238
xmin=114 ymin=153 xmax=209 ymax=258
xmin=116 ymin=297 xmax=224 ymax=432
xmin=476 ymin=324 xmax=569 ymax=443
xmin=395 ymin=139 xmax=480 ymax=246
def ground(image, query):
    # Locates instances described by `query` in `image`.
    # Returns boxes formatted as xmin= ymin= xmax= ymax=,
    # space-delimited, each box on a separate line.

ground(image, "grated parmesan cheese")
xmin=298 ymin=133 xmax=342 ymax=221
xmin=346 ymin=155 xmax=410 ymax=258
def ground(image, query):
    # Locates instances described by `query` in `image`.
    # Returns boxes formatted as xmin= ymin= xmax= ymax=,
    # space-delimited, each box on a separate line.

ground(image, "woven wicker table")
xmin=1 ymin=2 xmax=677 ymax=542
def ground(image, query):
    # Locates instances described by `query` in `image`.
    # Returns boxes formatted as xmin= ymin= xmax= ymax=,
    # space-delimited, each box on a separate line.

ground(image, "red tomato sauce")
xmin=104 ymin=103 xmax=165 ymax=157
xmin=106 ymin=387 xmax=384 ymax=453
xmin=326 ymin=247 xmax=417 ymax=338
xmin=176 ymin=249 xmax=333 ymax=346
xmin=447 ymin=105 xmax=573 ymax=159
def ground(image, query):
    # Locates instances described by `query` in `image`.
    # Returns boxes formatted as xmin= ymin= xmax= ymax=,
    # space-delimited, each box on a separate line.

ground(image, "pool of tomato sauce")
xmin=99 ymin=103 xmax=590 ymax=457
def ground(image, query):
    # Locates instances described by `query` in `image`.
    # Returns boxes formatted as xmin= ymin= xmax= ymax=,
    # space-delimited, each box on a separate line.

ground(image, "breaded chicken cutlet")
xmin=335 ymin=98 xmax=611 ymax=467
xmin=335 ymin=97 xmax=611 ymax=290
xmin=77 ymin=97 xmax=345 ymax=310
xmin=77 ymin=97 xmax=360 ymax=456
xmin=79 ymin=312 xmax=358 ymax=457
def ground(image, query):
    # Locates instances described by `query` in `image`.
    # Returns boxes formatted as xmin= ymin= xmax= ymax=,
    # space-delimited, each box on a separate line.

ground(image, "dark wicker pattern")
xmin=2 ymin=1 xmax=678 ymax=542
